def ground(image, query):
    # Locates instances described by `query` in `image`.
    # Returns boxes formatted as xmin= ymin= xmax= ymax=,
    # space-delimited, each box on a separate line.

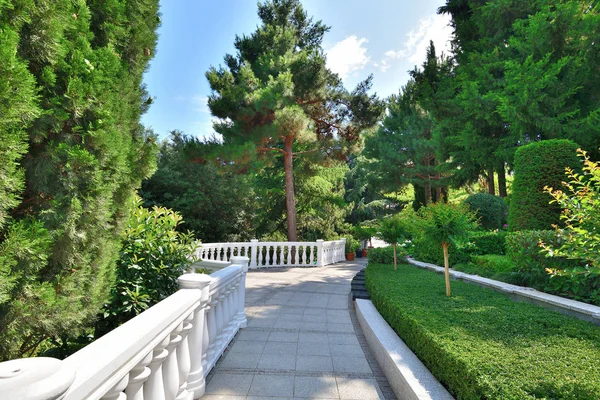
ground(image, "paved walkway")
xmin=203 ymin=259 xmax=396 ymax=400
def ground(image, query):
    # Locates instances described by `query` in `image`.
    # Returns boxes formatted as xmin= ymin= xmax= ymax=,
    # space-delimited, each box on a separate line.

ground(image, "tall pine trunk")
xmin=497 ymin=163 xmax=507 ymax=198
xmin=284 ymin=135 xmax=298 ymax=241
xmin=486 ymin=167 xmax=495 ymax=195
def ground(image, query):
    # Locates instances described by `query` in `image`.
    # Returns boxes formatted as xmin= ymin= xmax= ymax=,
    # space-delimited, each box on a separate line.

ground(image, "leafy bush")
xmin=366 ymin=263 xmax=600 ymax=400
xmin=543 ymin=149 xmax=600 ymax=269
xmin=452 ymin=255 xmax=524 ymax=284
xmin=465 ymin=193 xmax=507 ymax=230
xmin=95 ymin=198 xmax=198 ymax=337
xmin=508 ymin=139 xmax=580 ymax=230
xmin=506 ymin=230 xmax=580 ymax=283
xmin=469 ymin=230 xmax=506 ymax=255
xmin=345 ymin=236 xmax=360 ymax=253
xmin=368 ymin=246 xmax=410 ymax=265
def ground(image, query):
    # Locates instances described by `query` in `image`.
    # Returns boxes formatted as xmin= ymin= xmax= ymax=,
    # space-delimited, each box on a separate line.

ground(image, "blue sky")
xmin=142 ymin=0 xmax=453 ymax=139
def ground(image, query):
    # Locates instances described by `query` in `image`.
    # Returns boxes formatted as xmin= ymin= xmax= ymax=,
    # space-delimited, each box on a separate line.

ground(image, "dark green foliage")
xmin=469 ymin=230 xmax=506 ymax=256
xmin=508 ymin=139 xmax=580 ymax=230
xmin=206 ymin=0 xmax=383 ymax=240
xmin=452 ymin=255 xmax=522 ymax=284
xmin=366 ymin=263 xmax=600 ymax=400
xmin=344 ymin=237 xmax=360 ymax=253
xmin=0 ymin=0 xmax=160 ymax=360
xmin=464 ymin=193 xmax=507 ymax=230
xmin=95 ymin=198 xmax=197 ymax=337
xmin=368 ymin=246 xmax=410 ymax=265
xmin=140 ymin=132 xmax=252 ymax=243
xmin=412 ymin=230 xmax=506 ymax=266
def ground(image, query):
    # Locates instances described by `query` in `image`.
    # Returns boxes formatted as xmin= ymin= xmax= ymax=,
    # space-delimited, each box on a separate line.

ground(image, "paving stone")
xmin=269 ymin=331 xmax=300 ymax=342
xmin=227 ymin=340 xmax=266 ymax=354
xmin=263 ymin=341 xmax=298 ymax=355
xmin=299 ymin=332 xmax=325 ymax=343
xmin=294 ymin=376 xmax=339 ymax=399
xmin=329 ymin=344 xmax=364 ymax=357
xmin=327 ymin=333 xmax=359 ymax=346
xmin=302 ymin=314 xmax=327 ymax=323
xmin=296 ymin=355 xmax=334 ymax=372
xmin=206 ymin=373 xmax=253 ymax=396
xmin=237 ymin=330 xmax=269 ymax=342
xmin=258 ymin=352 xmax=297 ymax=370
xmin=332 ymin=356 xmax=372 ymax=374
xmin=297 ymin=341 xmax=330 ymax=356
xmin=218 ymin=352 xmax=262 ymax=369
xmin=336 ymin=377 xmax=382 ymax=399
xmin=248 ymin=374 xmax=295 ymax=397
xmin=326 ymin=323 xmax=355 ymax=333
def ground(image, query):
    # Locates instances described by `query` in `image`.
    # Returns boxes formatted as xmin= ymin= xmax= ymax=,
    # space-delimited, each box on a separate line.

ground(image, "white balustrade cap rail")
xmin=0 ymin=256 xmax=250 ymax=400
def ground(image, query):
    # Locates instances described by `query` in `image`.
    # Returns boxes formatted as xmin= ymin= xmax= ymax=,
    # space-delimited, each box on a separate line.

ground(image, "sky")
xmin=141 ymin=0 xmax=453 ymax=139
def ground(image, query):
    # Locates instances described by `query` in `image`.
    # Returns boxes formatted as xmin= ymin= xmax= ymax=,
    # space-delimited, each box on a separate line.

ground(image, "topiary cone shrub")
xmin=508 ymin=139 xmax=580 ymax=231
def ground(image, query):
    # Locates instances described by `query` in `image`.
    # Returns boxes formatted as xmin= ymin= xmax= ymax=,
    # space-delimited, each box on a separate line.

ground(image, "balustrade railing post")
xmin=178 ymin=273 xmax=212 ymax=399
xmin=143 ymin=335 xmax=170 ymax=400
xmin=175 ymin=314 xmax=193 ymax=400
xmin=316 ymin=239 xmax=324 ymax=267
xmin=231 ymin=256 xmax=249 ymax=328
xmin=249 ymin=239 xmax=258 ymax=269
xmin=0 ymin=358 xmax=75 ymax=400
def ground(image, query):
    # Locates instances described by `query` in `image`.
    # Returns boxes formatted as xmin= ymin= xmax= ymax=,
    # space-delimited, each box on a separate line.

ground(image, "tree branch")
xmin=257 ymin=146 xmax=285 ymax=154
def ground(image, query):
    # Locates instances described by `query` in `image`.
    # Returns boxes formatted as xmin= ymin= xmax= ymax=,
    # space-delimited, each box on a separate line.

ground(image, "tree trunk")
xmin=283 ymin=135 xmax=298 ymax=242
xmin=442 ymin=242 xmax=451 ymax=297
xmin=393 ymin=243 xmax=397 ymax=270
xmin=486 ymin=167 xmax=495 ymax=196
xmin=497 ymin=163 xmax=507 ymax=198
xmin=424 ymin=179 xmax=432 ymax=205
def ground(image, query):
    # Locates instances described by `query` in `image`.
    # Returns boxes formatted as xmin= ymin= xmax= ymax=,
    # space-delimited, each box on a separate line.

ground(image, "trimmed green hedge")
xmin=508 ymin=139 xmax=580 ymax=230
xmin=465 ymin=193 xmax=507 ymax=230
xmin=412 ymin=230 xmax=506 ymax=266
xmin=366 ymin=263 xmax=600 ymax=400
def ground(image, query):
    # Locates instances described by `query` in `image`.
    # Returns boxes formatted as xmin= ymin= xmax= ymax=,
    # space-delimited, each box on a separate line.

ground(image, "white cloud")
xmin=380 ymin=13 xmax=452 ymax=70
xmin=326 ymin=35 xmax=370 ymax=80
xmin=192 ymin=95 xmax=211 ymax=113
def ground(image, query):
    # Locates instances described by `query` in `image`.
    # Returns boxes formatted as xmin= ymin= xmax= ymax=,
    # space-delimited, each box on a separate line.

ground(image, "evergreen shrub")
xmin=508 ymin=139 xmax=580 ymax=230
xmin=464 ymin=193 xmax=507 ymax=230
xmin=95 ymin=198 xmax=197 ymax=337
xmin=368 ymin=246 xmax=409 ymax=265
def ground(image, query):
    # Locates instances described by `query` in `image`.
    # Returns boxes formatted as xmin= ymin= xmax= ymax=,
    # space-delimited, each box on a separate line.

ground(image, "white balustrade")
xmin=0 ymin=237 xmax=347 ymax=400
xmin=196 ymin=239 xmax=347 ymax=269
xmin=0 ymin=258 xmax=250 ymax=400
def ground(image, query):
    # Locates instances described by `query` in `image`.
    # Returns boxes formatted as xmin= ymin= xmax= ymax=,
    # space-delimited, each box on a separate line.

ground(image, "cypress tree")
xmin=0 ymin=0 xmax=160 ymax=360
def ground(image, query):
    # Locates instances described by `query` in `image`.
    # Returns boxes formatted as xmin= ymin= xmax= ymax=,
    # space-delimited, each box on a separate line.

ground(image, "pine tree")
xmin=0 ymin=0 xmax=160 ymax=360
xmin=206 ymin=0 xmax=383 ymax=241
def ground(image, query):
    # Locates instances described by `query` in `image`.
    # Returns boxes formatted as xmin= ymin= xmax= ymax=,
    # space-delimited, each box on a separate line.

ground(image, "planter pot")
xmin=346 ymin=252 xmax=355 ymax=261
xmin=362 ymin=249 xmax=368 ymax=257
xmin=356 ymin=249 xmax=363 ymax=258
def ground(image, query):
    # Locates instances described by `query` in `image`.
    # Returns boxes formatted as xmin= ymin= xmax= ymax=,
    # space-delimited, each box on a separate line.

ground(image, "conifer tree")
xmin=206 ymin=0 xmax=382 ymax=241
xmin=0 ymin=0 xmax=160 ymax=360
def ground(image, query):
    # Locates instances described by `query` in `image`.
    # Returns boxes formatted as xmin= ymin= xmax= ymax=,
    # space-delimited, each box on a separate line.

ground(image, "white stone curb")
xmin=407 ymin=257 xmax=600 ymax=325
xmin=354 ymin=299 xmax=454 ymax=400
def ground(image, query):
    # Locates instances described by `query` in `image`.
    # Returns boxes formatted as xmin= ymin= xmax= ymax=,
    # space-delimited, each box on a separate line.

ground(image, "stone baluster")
xmin=178 ymin=273 xmax=212 ymax=399
xmin=205 ymin=293 xmax=219 ymax=369
xmin=302 ymin=246 xmax=308 ymax=265
xmin=231 ymin=256 xmax=249 ymax=328
xmin=257 ymin=243 xmax=264 ymax=267
xmin=175 ymin=314 xmax=193 ymax=400
xmin=279 ymin=245 xmax=284 ymax=265
xmin=163 ymin=323 xmax=183 ymax=400
xmin=101 ymin=374 xmax=129 ymax=400
xmin=144 ymin=336 xmax=170 ymax=400
xmin=230 ymin=279 xmax=239 ymax=327
xmin=316 ymin=239 xmax=324 ymax=267
xmin=125 ymin=351 xmax=153 ymax=400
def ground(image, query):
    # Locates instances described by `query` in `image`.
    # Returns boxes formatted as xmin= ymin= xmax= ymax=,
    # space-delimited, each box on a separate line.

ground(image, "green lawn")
xmin=366 ymin=262 xmax=600 ymax=400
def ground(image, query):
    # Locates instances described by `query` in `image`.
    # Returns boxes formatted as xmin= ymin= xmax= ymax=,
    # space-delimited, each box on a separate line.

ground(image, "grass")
xmin=366 ymin=262 xmax=600 ymax=400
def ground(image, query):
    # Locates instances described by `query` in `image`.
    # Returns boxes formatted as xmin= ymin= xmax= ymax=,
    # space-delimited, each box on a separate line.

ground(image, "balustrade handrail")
xmin=194 ymin=239 xmax=346 ymax=269
xmin=1 ymin=256 xmax=250 ymax=400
